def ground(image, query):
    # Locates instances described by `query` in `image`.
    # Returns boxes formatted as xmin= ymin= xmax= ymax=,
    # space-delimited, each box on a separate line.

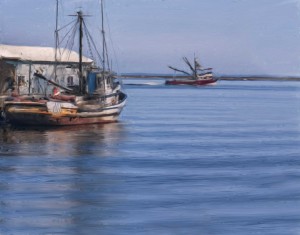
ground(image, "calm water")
xmin=1 ymin=80 xmax=300 ymax=235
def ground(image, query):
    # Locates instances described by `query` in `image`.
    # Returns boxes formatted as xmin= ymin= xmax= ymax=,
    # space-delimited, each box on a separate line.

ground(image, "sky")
xmin=0 ymin=0 xmax=300 ymax=76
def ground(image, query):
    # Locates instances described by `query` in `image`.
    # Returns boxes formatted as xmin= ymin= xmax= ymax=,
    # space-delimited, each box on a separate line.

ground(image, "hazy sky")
xmin=0 ymin=0 xmax=299 ymax=75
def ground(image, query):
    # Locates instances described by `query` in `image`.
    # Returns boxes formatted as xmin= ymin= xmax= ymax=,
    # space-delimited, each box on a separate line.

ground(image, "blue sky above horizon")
xmin=0 ymin=0 xmax=299 ymax=76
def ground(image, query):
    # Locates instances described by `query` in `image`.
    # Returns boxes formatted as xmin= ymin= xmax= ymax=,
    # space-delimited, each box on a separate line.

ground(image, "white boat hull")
xmin=4 ymin=92 xmax=127 ymax=126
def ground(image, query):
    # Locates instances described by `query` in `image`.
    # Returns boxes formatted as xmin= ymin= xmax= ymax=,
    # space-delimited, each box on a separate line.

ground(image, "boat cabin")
xmin=0 ymin=44 xmax=93 ymax=110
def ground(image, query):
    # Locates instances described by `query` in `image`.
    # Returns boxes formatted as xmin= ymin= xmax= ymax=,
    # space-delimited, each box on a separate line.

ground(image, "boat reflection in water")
xmin=0 ymin=122 xmax=129 ymax=234
xmin=0 ymin=122 xmax=127 ymax=157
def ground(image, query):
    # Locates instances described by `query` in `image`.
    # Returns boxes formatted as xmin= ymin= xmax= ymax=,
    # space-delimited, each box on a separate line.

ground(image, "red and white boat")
xmin=3 ymin=2 xmax=127 ymax=126
xmin=166 ymin=56 xmax=217 ymax=86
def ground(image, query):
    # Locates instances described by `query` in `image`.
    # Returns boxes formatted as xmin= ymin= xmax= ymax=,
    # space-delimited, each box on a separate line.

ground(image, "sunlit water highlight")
xmin=1 ymin=80 xmax=300 ymax=234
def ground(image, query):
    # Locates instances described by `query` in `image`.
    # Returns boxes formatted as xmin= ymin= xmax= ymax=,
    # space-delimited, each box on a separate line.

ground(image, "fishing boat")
xmin=3 ymin=1 xmax=127 ymax=126
xmin=165 ymin=56 xmax=217 ymax=86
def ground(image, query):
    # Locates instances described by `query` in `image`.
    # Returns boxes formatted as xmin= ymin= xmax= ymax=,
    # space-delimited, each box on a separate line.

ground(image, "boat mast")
xmin=54 ymin=0 xmax=59 ymax=82
xmin=78 ymin=10 xmax=84 ymax=94
xmin=101 ymin=0 xmax=106 ymax=77
xmin=194 ymin=55 xmax=197 ymax=78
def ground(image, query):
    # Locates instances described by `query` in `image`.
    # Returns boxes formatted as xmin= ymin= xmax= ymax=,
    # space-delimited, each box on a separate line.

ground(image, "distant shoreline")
xmin=119 ymin=75 xmax=300 ymax=81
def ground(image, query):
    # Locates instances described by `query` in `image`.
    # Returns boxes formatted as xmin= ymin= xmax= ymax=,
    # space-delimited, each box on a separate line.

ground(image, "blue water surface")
xmin=1 ymin=80 xmax=300 ymax=235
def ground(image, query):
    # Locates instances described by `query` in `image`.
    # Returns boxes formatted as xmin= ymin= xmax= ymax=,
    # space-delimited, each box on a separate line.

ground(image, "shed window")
xmin=67 ymin=76 xmax=74 ymax=86
xmin=18 ymin=76 xmax=26 ymax=86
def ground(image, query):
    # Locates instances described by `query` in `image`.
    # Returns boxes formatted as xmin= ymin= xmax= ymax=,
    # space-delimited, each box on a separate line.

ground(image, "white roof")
xmin=0 ymin=44 xmax=93 ymax=63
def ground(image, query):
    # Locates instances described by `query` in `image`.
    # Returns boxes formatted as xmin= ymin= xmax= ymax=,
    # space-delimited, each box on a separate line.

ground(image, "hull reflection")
xmin=0 ymin=122 xmax=127 ymax=157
